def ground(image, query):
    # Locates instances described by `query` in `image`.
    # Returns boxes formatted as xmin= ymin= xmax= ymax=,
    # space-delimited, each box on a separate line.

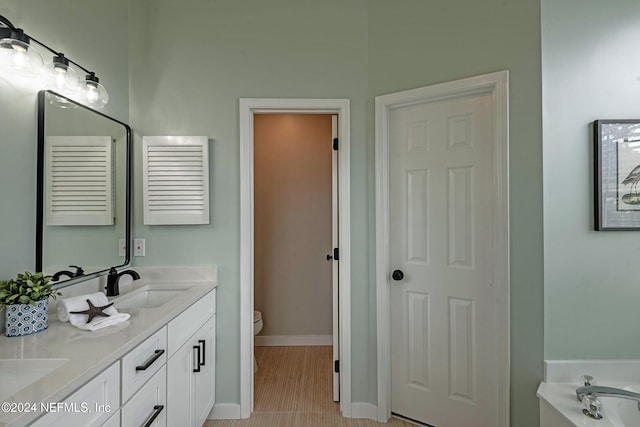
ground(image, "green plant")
xmin=0 ymin=272 xmax=61 ymax=307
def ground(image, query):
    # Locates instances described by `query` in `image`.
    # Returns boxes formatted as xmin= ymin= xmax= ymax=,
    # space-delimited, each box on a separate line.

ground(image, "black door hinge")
xmin=333 ymin=248 xmax=339 ymax=261
xmin=333 ymin=138 xmax=338 ymax=151
xmin=334 ymin=360 xmax=340 ymax=373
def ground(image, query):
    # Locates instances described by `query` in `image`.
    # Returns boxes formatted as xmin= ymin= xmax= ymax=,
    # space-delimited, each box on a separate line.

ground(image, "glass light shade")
xmin=0 ymin=38 xmax=43 ymax=77
xmin=41 ymin=60 xmax=80 ymax=96
xmin=81 ymin=80 xmax=109 ymax=109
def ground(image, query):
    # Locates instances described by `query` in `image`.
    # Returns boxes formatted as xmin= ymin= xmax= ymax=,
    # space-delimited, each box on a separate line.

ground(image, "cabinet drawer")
xmin=121 ymin=365 xmax=166 ymax=427
xmin=121 ymin=326 xmax=167 ymax=403
xmin=168 ymin=290 xmax=215 ymax=356
xmin=31 ymin=362 xmax=120 ymax=427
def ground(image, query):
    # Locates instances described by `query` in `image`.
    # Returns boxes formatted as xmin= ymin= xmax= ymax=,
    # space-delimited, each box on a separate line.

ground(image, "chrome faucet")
xmin=105 ymin=267 xmax=140 ymax=297
xmin=576 ymin=385 xmax=640 ymax=419
xmin=577 ymin=385 xmax=640 ymax=403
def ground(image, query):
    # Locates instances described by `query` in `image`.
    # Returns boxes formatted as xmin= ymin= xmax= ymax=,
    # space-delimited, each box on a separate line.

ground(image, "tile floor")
xmin=204 ymin=346 xmax=415 ymax=427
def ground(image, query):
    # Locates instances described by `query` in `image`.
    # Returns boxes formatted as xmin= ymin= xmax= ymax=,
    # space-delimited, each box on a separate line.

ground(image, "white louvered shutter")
xmin=46 ymin=136 xmax=114 ymax=226
xmin=142 ymin=136 xmax=210 ymax=225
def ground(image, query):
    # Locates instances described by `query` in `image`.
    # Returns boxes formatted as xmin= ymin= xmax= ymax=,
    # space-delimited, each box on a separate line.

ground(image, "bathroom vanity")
xmin=0 ymin=270 xmax=217 ymax=427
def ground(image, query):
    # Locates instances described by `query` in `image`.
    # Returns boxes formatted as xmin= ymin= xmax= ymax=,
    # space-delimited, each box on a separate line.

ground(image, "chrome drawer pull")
xmin=135 ymin=349 xmax=165 ymax=371
xmin=142 ymin=404 xmax=164 ymax=427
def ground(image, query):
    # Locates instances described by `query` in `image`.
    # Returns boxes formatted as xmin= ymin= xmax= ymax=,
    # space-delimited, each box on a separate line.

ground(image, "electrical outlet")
xmin=119 ymin=239 xmax=127 ymax=257
xmin=134 ymin=239 xmax=146 ymax=257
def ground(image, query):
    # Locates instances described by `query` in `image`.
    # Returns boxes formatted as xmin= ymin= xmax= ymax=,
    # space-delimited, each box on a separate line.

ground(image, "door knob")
xmin=392 ymin=270 xmax=404 ymax=281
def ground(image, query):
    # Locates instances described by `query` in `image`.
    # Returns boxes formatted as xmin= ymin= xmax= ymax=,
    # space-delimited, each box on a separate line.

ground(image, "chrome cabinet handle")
xmin=135 ymin=349 xmax=165 ymax=371
xmin=142 ymin=405 xmax=164 ymax=427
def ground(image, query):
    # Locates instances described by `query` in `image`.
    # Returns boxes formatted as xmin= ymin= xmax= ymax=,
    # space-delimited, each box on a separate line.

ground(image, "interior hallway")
xmin=205 ymin=346 xmax=414 ymax=427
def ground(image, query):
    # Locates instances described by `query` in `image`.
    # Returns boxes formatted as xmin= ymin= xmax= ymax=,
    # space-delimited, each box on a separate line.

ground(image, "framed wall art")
xmin=594 ymin=119 xmax=640 ymax=230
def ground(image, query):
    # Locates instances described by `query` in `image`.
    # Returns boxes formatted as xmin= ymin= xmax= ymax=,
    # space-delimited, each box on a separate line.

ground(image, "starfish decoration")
xmin=69 ymin=299 xmax=114 ymax=323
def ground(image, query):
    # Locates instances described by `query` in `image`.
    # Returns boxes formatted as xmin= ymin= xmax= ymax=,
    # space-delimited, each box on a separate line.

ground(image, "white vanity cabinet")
xmin=167 ymin=291 xmax=216 ymax=427
xmin=24 ymin=288 xmax=216 ymax=427
xmin=30 ymin=362 xmax=120 ymax=427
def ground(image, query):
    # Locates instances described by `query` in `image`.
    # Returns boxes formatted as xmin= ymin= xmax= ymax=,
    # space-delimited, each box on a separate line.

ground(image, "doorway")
xmin=253 ymin=113 xmax=336 ymax=406
xmin=375 ymin=72 xmax=510 ymax=426
xmin=239 ymin=99 xmax=352 ymax=418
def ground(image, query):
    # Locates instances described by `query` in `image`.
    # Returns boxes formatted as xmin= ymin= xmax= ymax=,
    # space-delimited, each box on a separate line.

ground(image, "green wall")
xmin=131 ymin=1 xmax=544 ymax=425
xmin=0 ymin=0 xmax=130 ymax=279
xmin=542 ymin=1 xmax=640 ymax=358
xmin=129 ymin=0 xmax=370 ymax=405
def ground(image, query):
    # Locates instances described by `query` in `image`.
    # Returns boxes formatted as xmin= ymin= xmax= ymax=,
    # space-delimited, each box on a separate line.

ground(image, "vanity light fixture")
xmin=0 ymin=14 xmax=109 ymax=108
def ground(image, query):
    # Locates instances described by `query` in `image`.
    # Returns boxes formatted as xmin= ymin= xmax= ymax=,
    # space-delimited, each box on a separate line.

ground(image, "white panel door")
xmin=389 ymin=92 xmax=498 ymax=426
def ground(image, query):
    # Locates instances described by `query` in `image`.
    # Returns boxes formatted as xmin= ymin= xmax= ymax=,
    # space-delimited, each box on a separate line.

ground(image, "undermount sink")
xmin=113 ymin=284 xmax=190 ymax=309
xmin=0 ymin=358 xmax=69 ymax=402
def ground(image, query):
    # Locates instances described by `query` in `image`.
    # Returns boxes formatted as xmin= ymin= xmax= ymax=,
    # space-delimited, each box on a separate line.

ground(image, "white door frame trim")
xmin=374 ymin=71 xmax=510 ymax=425
xmin=239 ymin=98 xmax=352 ymax=418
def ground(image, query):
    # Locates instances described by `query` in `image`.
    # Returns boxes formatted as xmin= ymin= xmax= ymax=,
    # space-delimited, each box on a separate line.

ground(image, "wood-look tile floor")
xmin=204 ymin=346 xmax=414 ymax=427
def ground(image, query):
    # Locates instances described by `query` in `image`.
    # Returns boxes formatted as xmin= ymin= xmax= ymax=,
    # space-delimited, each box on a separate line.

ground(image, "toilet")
xmin=253 ymin=310 xmax=263 ymax=372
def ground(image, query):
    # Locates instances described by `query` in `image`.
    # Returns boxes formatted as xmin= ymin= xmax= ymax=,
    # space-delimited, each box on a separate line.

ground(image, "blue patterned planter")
xmin=5 ymin=299 xmax=49 ymax=337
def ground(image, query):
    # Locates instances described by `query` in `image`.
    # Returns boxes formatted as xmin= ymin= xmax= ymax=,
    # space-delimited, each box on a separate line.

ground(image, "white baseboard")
xmin=350 ymin=402 xmax=377 ymax=420
xmin=255 ymin=334 xmax=332 ymax=346
xmin=208 ymin=403 xmax=241 ymax=419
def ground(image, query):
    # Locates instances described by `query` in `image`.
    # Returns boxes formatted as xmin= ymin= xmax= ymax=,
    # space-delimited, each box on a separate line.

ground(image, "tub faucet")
xmin=576 ymin=385 xmax=640 ymax=419
xmin=105 ymin=267 xmax=140 ymax=297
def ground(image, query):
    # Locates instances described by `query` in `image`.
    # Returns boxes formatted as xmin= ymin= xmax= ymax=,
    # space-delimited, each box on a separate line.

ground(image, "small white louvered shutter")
xmin=142 ymin=136 xmax=210 ymax=225
xmin=46 ymin=136 xmax=114 ymax=226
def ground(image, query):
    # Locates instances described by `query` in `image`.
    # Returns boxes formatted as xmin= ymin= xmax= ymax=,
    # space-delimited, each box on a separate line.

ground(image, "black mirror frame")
xmin=36 ymin=90 xmax=132 ymax=284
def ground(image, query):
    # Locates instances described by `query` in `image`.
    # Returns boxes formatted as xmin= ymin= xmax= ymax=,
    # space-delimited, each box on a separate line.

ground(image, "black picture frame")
xmin=594 ymin=119 xmax=640 ymax=230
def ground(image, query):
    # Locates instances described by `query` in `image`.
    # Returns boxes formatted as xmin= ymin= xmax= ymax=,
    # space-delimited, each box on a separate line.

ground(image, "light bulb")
xmin=41 ymin=54 xmax=80 ymax=97
xmin=0 ymin=34 xmax=43 ymax=77
xmin=81 ymin=73 xmax=108 ymax=109
xmin=11 ymin=40 xmax=26 ymax=53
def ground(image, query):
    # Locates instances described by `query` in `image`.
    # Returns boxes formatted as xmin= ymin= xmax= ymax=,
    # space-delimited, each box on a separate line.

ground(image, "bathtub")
xmin=538 ymin=360 xmax=640 ymax=427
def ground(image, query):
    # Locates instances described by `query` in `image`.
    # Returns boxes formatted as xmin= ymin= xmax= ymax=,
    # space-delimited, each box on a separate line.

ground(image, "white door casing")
xmin=239 ymin=99 xmax=351 ymax=418
xmin=331 ymin=115 xmax=340 ymax=402
xmin=375 ymin=71 xmax=509 ymax=426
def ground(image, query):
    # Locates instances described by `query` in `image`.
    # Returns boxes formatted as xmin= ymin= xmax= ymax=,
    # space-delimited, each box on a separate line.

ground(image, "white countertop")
xmin=0 ymin=273 xmax=216 ymax=427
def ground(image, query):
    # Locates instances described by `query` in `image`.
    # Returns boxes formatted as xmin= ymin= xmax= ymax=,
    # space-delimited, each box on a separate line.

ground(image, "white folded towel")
xmin=56 ymin=292 xmax=130 ymax=331
xmin=75 ymin=313 xmax=130 ymax=332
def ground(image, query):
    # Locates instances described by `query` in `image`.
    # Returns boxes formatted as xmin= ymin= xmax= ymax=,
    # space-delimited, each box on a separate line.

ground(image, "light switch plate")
xmin=119 ymin=239 xmax=126 ymax=257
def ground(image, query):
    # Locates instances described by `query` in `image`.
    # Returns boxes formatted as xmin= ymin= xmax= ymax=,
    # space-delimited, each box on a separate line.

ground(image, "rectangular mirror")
xmin=37 ymin=90 xmax=131 ymax=283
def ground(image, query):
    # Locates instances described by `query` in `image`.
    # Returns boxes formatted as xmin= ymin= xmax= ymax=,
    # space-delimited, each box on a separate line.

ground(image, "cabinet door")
xmin=101 ymin=409 xmax=120 ymax=427
xmin=194 ymin=315 xmax=216 ymax=426
xmin=167 ymin=334 xmax=196 ymax=426
xmin=167 ymin=315 xmax=216 ymax=427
